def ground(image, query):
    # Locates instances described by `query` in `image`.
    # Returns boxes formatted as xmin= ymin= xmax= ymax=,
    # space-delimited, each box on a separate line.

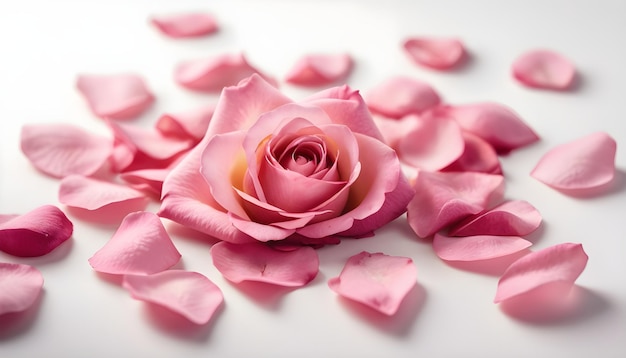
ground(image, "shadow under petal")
xmin=229 ymin=279 xmax=300 ymax=311
xmin=0 ymin=290 xmax=45 ymax=340
xmin=141 ymin=300 xmax=223 ymax=342
xmin=556 ymin=168 xmax=626 ymax=199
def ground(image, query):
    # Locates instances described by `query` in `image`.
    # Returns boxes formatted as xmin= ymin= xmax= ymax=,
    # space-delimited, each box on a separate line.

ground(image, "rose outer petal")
xmin=285 ymin=53 xmax=353 ymax=87
xmin=512 ymin=49 xmax=576 ymax=90
xmin=59 ymin=175 xmax=148 ymax=211
xmin=433 ymin=233 xmax=532 ymax=261
xmin=365 ymin=76 xmax=441 ymax=119
xmin=402 ymin=37 xmax=465 ymax=70
xmin=449 ymin=200 xmax=542 ymax=237
xmin=150 ymin=12 xmax=218 ymax=38
xmin=0 ymin=263 xmax=44 ymax=315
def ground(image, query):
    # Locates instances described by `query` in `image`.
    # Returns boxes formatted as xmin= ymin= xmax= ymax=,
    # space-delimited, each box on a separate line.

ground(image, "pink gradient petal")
xmin=120 ymin=168 xmax=170 ymax=196
xmin=0 ymin=263 xmax=44 ymax=315
xmin=406 ymin=171 xmax=505 ymax=238
xmin=433 ymin=233 xmax=532 ymax=261
xmin=285 ymin=53 xmax=353 ymax=87
xmin=20 ymin=123 xmax=113 ymax=178
xmin=59 ymin=175 xmax=148 ymax=211
xmin=442 ymin=131 xmax=502 ymax=174
xmin=156 ymin=104 xmax=216 ymax=141
xmin=76 ymin=73 xmax=154 ymax=120
xmin=530 ymin=132 xmax=616 ymax=190
xmin=365 ymin=76 xmax=441 ymax=119
xmin=403 ymin=37 xmax=465 ymax=70
xmin=0 ymin=205 xmax=73 ymax=257
xmin=210 ymin=241 xmax=319 ymax=286
xmin=151 ymin=12 xmax=218 ymax=38
xmin=123 ymin=270 xmax=223 ymax=325
xmin=373 ymin=115 xmax=419 ymax=149
xmin=328 ymin=251 xmax=417 ymax=316
xmin=89 ymin=212 xmax=181 ymax=275
xmin=449 ymin=200 xmax=542 ymax=237
xmin=494 ymin=243 xmax=588 ymax=303
xmin=512 ymin=49 xmax=576 ymax=90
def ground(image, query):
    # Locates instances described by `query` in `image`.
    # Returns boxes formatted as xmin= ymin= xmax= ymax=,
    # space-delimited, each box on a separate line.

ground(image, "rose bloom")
xmin=159 ymin=75 xmax=413 ymax=245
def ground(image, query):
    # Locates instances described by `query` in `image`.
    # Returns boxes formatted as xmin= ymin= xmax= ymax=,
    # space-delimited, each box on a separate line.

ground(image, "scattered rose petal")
xmin=433 ymin=233 xmax=532 ymax=261
xmin=494 ymin=243 xmax=588 ymax=303
xmin=0 ymin=205 xmax=73 ymax=257
xmin=403 ymin=37 xmax=465 ymax=70
xmin=20 ymin=123 xmax=113 ymax=178
xmin=328 ymin=251 xmax=417 ymax=316
xmin=530 ymin=132 xmax=616 ymax=191
xmin=365 ymin=76 xmax=440 ymax=118
xmin=88 ymin=212 xmax=181 ymax=275
xmin=442 ymin=131 xmax=502 ymax=174
xmin=76 ymin=73 xmax=155 ymax=120
xmin=150 ymin=13 xmax=218 ymax=38
xmin=120 ymin=168 xmax=170 ymax=196
xmin=210 ymin=241 xmax=319 ymax=287
xmin=512 ymin=49 xmax=576 ymax=90
xmin=372 ymin=114 xmax=419 ymax=149
xmin=0 ymin=263 xmax=44 ymax=315
xmin=155 ymin=104 xmax=216 ymax=141
xmin=449 ymin=200 xmax=542 ymax=237
xmin=123 ymin=270 xmax=223 ymax=325
xmin=285 ymin=53 xmax=353 ymax=87
xmin=59 ymin=175 xmax=148 ymax=211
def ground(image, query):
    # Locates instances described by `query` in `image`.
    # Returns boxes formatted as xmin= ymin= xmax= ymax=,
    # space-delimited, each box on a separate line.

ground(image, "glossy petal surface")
xmin=512 ymin=49 xmax=576 ymax=90
xmin=0 ymin=263 xmax=44 ymax=315
xmin=449 ymin=200 xmax=542 ymax=237
xmin=365 ymin=76 xmax=440 ymax=118
xmin=59 ymin=175 xmax=148 ymax=211
xmin=433 ymin=233 xmax=531 ymax=261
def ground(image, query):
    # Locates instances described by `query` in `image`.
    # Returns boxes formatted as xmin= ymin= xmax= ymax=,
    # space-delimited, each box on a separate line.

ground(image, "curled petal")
xmin=495 ymin=243 xmax=588 ymax=303
xmin=0 ymin=263 xmax=44 ymax=315
xmin=123 ymin=270 xmax=223 ymax=325
xmin=76 ymin=73 xmax=154 ymax=120
xmin=150 ymin=12 xmax=218 ymax=38
xmin=449 ymin=200 xmax=542 ymax=237
xmin=366 ymin=76 xmax=440 ymax=119
xmin=59 ymin=175 xmax=148 ymax=211
xmin=442 ymin=131 xmax=502 ymax=174
xmin=120 ymin=168 xmax=170 ymax=196
xmin=210 ymin=241 xmax=319 ymax=287
xmin=285 ymin=53 xmax=353 ymax=87
xmin=89 ymin=212 xmax=181 ymax=275
xmin=156 ymin=104 xmax=216 ymax=141
xmin=403 ymin=37 xmax=465 ymax=70
xmin=531 ymin=132 xmax=616 ymax=191
xmin=512 ymin=49 xmax=576 ymax=90
xmin=328 ymin=251 xmax=417 ymax=316
xmin=433 ymin=233 xmax=532 ymax=261
xmin=0 ymin=205 xmax=73 ymax=257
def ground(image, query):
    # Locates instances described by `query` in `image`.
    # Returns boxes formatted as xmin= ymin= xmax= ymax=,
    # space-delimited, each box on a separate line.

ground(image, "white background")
xmin=1 ymin=0 xmax=625 ymax=357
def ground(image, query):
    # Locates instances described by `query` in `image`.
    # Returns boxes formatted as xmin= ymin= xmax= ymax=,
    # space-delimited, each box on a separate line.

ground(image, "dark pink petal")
xmin=406 ymin=171 xmax=505 ymax=238
xmin=365 ymin=76 xmax=440 ymax=119
xmin=494 ymin=243 xmax=588 ymax=303
xmin=155 ymin=104 xmax=216 ymax=141
xmin=150 ymin=13 xmax=218 ymax=38
xmin=20 ymin=124 xmax=113 ymax=178
xmin=531 ymin=132 xmax=616 ymax=191
xmin=123 ymin=270 xmax=223 ymax=325
xmin=120 ymin=168 xmax=170 ymax=196
xmin=89 ymin=212 xmax=181 ymax=275
xmin=449 ymin=200 xmax=542 ymax=237
xmin=433 ymin=233 xmax=532 ymax=261
xmin=0 ymin=263 xmax=44 ymax=315
xmin=512 ymin=49 xmax=576 ymax=90
xmin=76 ymin=73 xmax=154 ymax=120
xmin=59 ymin=175 xmax=148 ymax=211
xmin=210 ymin=241 xmax=319 ymax=287
xmin=285 ymin=53 xmax=353 ymax=87
xmin=328 ymin=251 xmax=417 ymax=316
xmin=442 ymin=131 xmax=502 ymax=174
xmin=0 ymin=205 xmax=73 ymax=257
xmin=403 ymin=37 xmax=465 ymax=70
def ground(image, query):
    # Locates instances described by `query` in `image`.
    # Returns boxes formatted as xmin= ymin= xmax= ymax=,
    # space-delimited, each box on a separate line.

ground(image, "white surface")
xmin=1 ymin=0 xmax=625 ymax=357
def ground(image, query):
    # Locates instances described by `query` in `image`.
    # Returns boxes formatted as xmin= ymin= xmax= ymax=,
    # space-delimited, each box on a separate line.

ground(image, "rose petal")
xmin=285 ymin=53 xmax=353 ymax=87
xmin=530 ymin=132 xmax=616 ymax=190
xmin=150 ymin=13 xmax=218 ymax=38
xmin=88 ymin=212 xmax=181 ymax=275
xmin=59 ymin=175 xmax=148 ymax=211
xmin=210 ymin=241 xmax=319 ymax=287
xmin=403 ymin=37 xmax=465 ymax=70
xmin=442 ymin=131 xmax=502 ymax=174
xmin=449 ymin=200 xmax=542 ymax=237
xmin=0 ymin=263 xmax=44 ymax=315
xmin=512 ymin=49 xmax=576 ymax=90
xmin=155 ymin=104 xmax=216 ymax=141
xmin=0 ymin=205 xmax=73 ymax=257
xmin=120 ymin=168 xmax=170 ymax=196
xmin=365 ymin=76 xmax=440 ymax=119
xmin=494 ymin=243 xmax=588 ymax=303
xmin=122 ymin=270 xmax=223 ymax=325
xmin=76 ymin=73 xmax=154 ymax=120
xmin=433 ymin=233 xmax=532 ymax=261
xmin=328 ymin=251 xmax=417 ymax=316
xmin=372 ymin=115 xmax=418 ymax=149
xmin=20 ymin=123 xmax=113 ymax=178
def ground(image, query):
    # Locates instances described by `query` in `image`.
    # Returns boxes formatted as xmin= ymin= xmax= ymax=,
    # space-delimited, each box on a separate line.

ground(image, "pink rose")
xmin=159 ymin=75 xmax=413 ymax=244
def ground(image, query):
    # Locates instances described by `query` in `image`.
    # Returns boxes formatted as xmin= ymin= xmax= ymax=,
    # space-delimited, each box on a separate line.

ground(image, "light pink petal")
xmin=210 ymin=241 xmax=319 ymax=287
xmin=403 ymin=37 xmax=465 ymax=70
xmin=122 ymin=270 xmax=223 ymax=325
xmin=89 ymin=212 xmax=181 ymax=275
xmin=449 ymin=200 xmax=542 ymax=237
xmin=150 ymin=13 xmax=218 ymax=38
xmin=406 ymin=171 xmax=505 ymax=238
xmin=442 ymin=131 xmax=502 ymax=174
xmin=512 ymin=49 xmax=576 ymax=90
xmin=155 ymin=104 xmax=216 ymax=141
xmin=433 ymin=233 xmax=532 ymax=261
xmin=0 ymin=263 xmax=44 ymax=315
xmin=531 ymin=132 xmax=616 ymax=190
xmin=20 ymin=123 xmax=113 ymax=178
xmin=120 ymin=168 xmax=170 ymax=196
xmin=76 ymin=73 xmax=154 ymax=120
xmin=285 ymin=53 xmax=353 ymax=87
xmin=328 ymin=251 xmax=417 ymax=316
xmin=494 ymin=243 xmax=588 ymax=303
xmin=372 ymin=114 xmax=418 ymax=149
xmin=0 ymin=205 xmax=73 ymax=257
xmin=59 ymin=175 xmax=148 ymax=211
xmin=365 ymin=76 xmax=440 ymax=119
